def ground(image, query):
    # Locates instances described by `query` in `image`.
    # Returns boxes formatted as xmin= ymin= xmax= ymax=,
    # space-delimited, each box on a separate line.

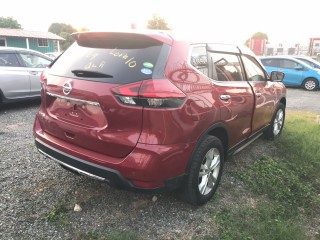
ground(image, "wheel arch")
xmin=0 ymin=88 xmax=4 ymax=104
xmin=185 ymin=123 xmax=229 ymax=173
xmin=279 ymin=97 xmax=286 ymax=107
xmin=207 ymin=125 xmax=229 ymax=156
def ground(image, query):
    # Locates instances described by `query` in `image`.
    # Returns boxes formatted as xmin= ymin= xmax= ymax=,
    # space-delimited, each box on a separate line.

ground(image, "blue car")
xmin=260 ymin=56 xmax=320 ymax=90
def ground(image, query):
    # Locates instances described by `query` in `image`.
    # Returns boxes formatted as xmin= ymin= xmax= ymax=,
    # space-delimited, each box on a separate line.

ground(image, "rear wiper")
xmin=71 ymin=70 xmax=113 ymax=78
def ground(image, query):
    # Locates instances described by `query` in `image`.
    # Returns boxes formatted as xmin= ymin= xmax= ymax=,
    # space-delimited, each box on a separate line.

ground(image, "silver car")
xmin=0 ymin=47 xmax=52 ymax=104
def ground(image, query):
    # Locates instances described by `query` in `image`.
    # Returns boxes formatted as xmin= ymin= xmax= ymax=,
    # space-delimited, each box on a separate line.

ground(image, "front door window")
xmin=242 ymin=55 xmax=275 ymax=131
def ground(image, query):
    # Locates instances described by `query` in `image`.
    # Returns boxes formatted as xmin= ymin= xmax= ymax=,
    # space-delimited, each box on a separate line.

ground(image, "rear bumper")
xmin=35 ymin=138 xmax=132 ymax=187
xmin=34 ymin=116 xmax=194 ymax=192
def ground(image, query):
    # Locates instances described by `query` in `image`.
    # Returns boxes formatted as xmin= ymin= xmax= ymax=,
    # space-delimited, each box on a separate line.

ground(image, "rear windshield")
xmin=49 ymin=33 xmax=166 ymax=84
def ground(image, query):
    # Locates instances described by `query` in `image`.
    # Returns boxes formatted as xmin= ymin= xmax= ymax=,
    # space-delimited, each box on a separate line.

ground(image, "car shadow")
xmin=0 ymin=99 xmax=41 ymax=112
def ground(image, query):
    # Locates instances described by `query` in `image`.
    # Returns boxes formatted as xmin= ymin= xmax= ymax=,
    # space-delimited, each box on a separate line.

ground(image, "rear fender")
xmin=185 ymin=123 xmax=229 ymax=173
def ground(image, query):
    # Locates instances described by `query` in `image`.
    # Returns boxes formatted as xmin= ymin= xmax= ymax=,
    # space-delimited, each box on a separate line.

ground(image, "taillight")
xmin=40 ymin=67 xmax=50 ymax=92
xmin=112 ymin=79 xmax=186 ymax=108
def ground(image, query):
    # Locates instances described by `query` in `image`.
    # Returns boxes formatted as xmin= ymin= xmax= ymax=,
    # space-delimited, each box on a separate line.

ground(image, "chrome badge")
xmin=62 ymin=80 xmax=72 ymax=95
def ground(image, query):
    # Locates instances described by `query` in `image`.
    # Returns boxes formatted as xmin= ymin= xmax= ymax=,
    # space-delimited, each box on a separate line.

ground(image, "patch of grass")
xmin=75 ymin=231 xmax=141 ymax=240
xmin=213 ymin=202 xmax=306 ymax=240
xmin=107 ymin=231 xmax=141 ymax=240
xmin=239 ymin=155 xmax=313 ymax=213
xmin=46 ymin=202 xmax=69 ymax=225
xmin=239 ymin=112 xmax=320 ymax=214
xmin=278 ymin=112 xmax=320 ymax=182
xmin=213 ymin=112 xmax=319 ymax=239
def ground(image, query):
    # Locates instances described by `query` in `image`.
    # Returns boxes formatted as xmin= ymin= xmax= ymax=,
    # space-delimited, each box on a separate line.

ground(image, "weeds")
xmin=213 ymin=112 xmax=320 ymax=239
xmin=75 ymin=231 xmax=141 ymax=240
xmin=213 ymin=202 xmax=306 ymax=240
xmin=240 ymin=112 xmax=320 ymax=213
xmin=239 ymin=155 xmax=313 ymax=213
xmin=46 ymin=202 xmax=69 ymax=225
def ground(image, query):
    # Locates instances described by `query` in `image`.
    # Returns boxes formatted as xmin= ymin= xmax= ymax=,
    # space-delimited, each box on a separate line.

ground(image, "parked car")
xmin=0 ymin=47 xmax=53 ymax=105
xmin=260 ymin=56 xmax=320 ymax=90
xmin=44 ymin=52 xmax=61 ymax=60
xmin=293 ymin=55 xmax=320 ymax=69
xmin=34 ymin=31 xmax=286 ymax=205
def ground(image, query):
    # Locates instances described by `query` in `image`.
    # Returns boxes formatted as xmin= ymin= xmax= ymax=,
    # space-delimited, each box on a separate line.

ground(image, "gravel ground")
xmin=0 ymin=88 xmax=319 ymax=239
xmin=286 ymin=87 xmax=320 ymax=113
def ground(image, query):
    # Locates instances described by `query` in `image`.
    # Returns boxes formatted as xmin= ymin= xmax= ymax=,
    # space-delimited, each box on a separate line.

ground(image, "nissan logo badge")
xmin=62 ymin=80 xmax=72 ymax=95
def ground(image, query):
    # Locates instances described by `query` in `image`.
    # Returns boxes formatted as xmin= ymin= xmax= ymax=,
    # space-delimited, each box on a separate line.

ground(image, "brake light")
xmin=112 ymin=79 xmax=186 ymax=108
xmin=40 ymin=67 xmax=50 ymax=91
xmin=112 ymin=81 xmax=141 ymax=97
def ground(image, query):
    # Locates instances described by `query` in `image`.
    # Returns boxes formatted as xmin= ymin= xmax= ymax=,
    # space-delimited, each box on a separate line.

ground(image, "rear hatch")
xmin=41 ymin=32 xmax=171 ymax=158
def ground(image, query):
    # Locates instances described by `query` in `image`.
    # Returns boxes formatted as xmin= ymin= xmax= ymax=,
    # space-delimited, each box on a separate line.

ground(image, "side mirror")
xmin=270 ymin=71 xmax=285 ymax=82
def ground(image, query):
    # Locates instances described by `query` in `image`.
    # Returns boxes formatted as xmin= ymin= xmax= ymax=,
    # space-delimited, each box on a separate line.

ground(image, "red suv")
xmin=34 ymin=31 xmax=286 ymax=205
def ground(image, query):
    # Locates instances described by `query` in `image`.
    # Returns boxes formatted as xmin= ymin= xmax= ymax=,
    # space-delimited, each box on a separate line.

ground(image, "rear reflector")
xmin=112 ymin=79 xmax=186 ymax=108
xmin=131 ymin=179 xmax=164 ymax=188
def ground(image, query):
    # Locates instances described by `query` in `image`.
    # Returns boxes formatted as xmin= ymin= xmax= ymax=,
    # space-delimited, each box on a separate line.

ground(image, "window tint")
xmin=0 ymin=53 xmax=20 ymax=67
xmin=242 ymin=55 xmax=266 ymax=82
xmin=49 ymin=39 xmax=165 ymax=84
xmin=261 ymin=58 xmax=280 ymax=67
xmin=297 ymin=59 xmax=312 ymax=67
xmin=190 ymin=46 xmax=208 ymax=77
xmin=208 ymin=52 xmax=244 ymax=81
xmin=19 ymin=53 xmax=51 ymax=68
xmin=279 ymin=59 xmax=302 ymax=69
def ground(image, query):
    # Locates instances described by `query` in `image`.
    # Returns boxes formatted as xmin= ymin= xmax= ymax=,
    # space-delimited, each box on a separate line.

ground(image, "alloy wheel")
xmin=198 ymin=148 xmax=221 ymax=195
xmin=273 ymin=109 xmax=284 ymax=136
xmin=304 ymin=80 xmax=316 ymax=90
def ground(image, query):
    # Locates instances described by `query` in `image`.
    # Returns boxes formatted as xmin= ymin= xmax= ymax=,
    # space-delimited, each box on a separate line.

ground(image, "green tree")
xmin=147 ymin=14 xmax=171 ymax=30
xmin=48 ymin=23 xmax=77 ymax=51
xmin=48 ymin=23 xmax=76 ymax=35
xmin=245 ymin=32 xmax=268 ymax=47
xmin=58 ymin=32 xmax=74 ymax=51
xmin=0 ymin=16 xmax=22 ymax=29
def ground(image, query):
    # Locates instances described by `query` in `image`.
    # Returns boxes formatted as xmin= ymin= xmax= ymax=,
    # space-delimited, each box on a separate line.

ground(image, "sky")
xmin=1 ymin=0 xmax=319 ymax=46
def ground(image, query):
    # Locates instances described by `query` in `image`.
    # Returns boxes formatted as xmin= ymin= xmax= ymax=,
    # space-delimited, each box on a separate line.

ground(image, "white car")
xmin=293 ymin=56 xmax=320 ymax=69
xmin=0 ymin=47 xmax=52 ymax=105
xmin=44 ymin=52 xmax=61 ymax=59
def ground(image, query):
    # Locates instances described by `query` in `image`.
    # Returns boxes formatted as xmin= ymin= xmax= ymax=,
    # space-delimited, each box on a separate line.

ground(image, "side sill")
xmin=227 ymin=124 xmax=269 ymax=157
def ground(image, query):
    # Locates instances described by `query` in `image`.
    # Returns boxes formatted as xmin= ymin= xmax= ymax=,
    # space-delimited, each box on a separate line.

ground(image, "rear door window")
xmin=190 ymin=47 xmax=245 ymax=82
xmin=18 ymin=53 xmax=51 ymax=68
xmin=208 ymin=52 xmax=244 ymax=81
xmin=49 ymin=33 xmax=167 ymax=84
xmin=261 ymin=59 xmax=280 ymax=67
xmin=0 ymin=53 xmax=20 ymax=67
xmin=279 ymin=59 xmax=303 ymax=69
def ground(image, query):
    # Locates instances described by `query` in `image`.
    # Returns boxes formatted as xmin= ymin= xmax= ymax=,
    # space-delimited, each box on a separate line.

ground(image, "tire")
xmin=264 ymin=103 xmax=285 ymax=140
xmin=302 ymin=78 xmax=318 ymax=91
xmin=0 ymin=89 xmax=3 ymax=107
xmin=181 ymin=136 xmax=224 ymax=205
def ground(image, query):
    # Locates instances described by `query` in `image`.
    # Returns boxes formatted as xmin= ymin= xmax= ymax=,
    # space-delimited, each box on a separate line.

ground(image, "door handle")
xmin=256 ymin=92 xmax=262 ymax=97
xmin=29 ymin=71 xmax=38 ymax=75
xmin=220 ymin=95 xmax=231 ymax=100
